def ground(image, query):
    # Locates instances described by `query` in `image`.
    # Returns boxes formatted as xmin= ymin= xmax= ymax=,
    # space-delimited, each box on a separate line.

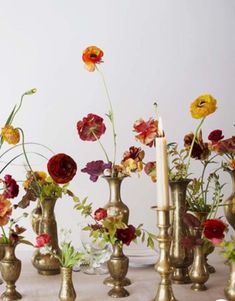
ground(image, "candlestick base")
xmin=152 ymin=207 xmax=178 ymax=301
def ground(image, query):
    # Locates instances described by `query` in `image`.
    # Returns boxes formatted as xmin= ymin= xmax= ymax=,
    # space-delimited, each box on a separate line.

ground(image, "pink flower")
xmin=77 ymin=114 xmax=106 ymax=142
xmin=94 ymin=208 xmax=107 ymax=221
xmin=133 ymin=118 xmax=158 ymax=147
xmin=81 ymin=160 xmax=112 ymax=182
xmin=203 ymin=219 xmax=226 ymax=245
xmin=2 ymin=175 xmax=19 ymax=199
xmin=35 ymin=233 xmax=51 ymax=248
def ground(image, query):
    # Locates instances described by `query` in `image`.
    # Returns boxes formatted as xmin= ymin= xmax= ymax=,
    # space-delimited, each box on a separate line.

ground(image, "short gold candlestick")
xmin=152 ymin=207 xmax=178 ymax=301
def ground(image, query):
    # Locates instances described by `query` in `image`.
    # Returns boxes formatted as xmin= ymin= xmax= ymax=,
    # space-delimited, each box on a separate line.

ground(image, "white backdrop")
xmin=0 ymin=0 xmax=234 ymax=249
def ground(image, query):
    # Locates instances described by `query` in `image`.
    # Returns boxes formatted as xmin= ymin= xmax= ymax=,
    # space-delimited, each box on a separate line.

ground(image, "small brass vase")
xmin=31 ymin=199 xmax=42 ymax=235
xmin=103 ymin=176 xmax=131 ymax=287
xmin=0 ymin=243 xmax=5 ymax=285
xmin=0 ymin=244 xmax=22 ymax=300
xmin=189 ymin=227 xmax=209 ymax=291
xmin=59 ymin=267 xmax=76 ymax=301
xmin=224 ymin=170 xmax=235 ymax=231
xmin=169 ymin=179 xmax=192 ymax=284
xmin=107 ymin=243 xmax=129 ymax=298
xmin=32 ymin=197 xmax=61 ymax=275
xmin=224 ymin=261 xmax=235 ymax=301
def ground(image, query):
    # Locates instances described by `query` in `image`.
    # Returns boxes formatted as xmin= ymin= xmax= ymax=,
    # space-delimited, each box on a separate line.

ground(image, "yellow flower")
xmin=0 ymin=195 xmax=12 ymax=226
xmin=1 ymin=125 xmax=20 ymax=144
xmin=190 ymin=94 xmax=217 ymax=119
xmin=122 ymin=158 xmax=143 ymax=174
xmin=35 ymin=171 xmax=47 ymax=181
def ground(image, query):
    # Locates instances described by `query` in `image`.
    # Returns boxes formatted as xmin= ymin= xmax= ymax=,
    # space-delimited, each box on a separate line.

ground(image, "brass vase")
xmin=225 ymin=261 xmax=235 ymax=301
xmin=103 ymin=176 xmax=131 ymax=287
xmin=59 ymin=267 xmax=76 ymax=301
xmin=0 ymin=243 xmax=5 ymax=285
xmin=107 ymin=243 xmax=129 ymax=298
xmin=0 ymin=244 xmax=22 ymax=300
xmin=224 ymin=170 xmax=235 ymax=230
xmin=31 ymin=199 xmax=42 ymax=235
xmin=32 ymin=197 xmax=61 ymax=275
xmin=103 ymin=176 xmax=129 ymax=224
xmin=189 ymin=227 xmax=209 ymax=291
xmin=169 ymin=179 xmax=192 ymax=284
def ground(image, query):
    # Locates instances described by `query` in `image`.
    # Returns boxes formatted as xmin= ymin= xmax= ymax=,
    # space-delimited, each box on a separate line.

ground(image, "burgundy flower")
xmin=181 ymin=236 xmax=202 ymax=249
xmin=212 ymin=136 xmax=235 ymax=155
xmin=116 ymin=224 xmax=136 ymax=246
xmin=81 ymin=160 xmax=112 ymax=182
xmin=9 ymin=233 xmax=19 ymax=242
xmin=208 ymin=130 xmax=224 ymax=145
xmin=144 ymin=161 xmax=156 ymax=182
xmin=77 ymin=113 xmax=106 ymax=141
xmin=35 ymin=233 xmax=51 ymax=248
xmin=94 ymin=208 xmax=107 ymax=221
xmin=203 ymin=219 xmax=226 ymax=245
xmin=122 ymin=146 xmax=145 ymax=163
xmin=2 ymin=175 xmax=19 ymax=199
xmin=133 ymin=118 xmax=158 ymax=147
xmin=184 ymin=131 xmax=210 ymax=160
xmin=47 ymin=153 xmax=77 ymax=184
xmin=183 ymin=213 xmax=201 ymax=228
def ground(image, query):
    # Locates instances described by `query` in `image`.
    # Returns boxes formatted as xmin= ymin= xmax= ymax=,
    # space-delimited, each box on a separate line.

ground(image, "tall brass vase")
xmin=59 ymin=267 xmax=76 ymax=301
xmin=103 ymin=176 xmax=131 ymax=287
xmin=107 ymin=244 xmax=129 ymax=298
xmin=0 ymin=244 xmax=22 ymax=300
xmin=224 ymin=170 xmax=235 ymax=230
xmin=32 ymin=197 xmax=61 ymax=275
xmin=189 ymin=227 xmax=209 ymax=291
xmin=0 ymin=243 xmax=5 ymax=285
xmin=103 ymin=176 xmax=129 ymax=224
xmin=225 ymin=261 xmax=235 ymax=301
xmin=31 ymin=199 xmax=42 ymax=235
xmin=169 ymin=179 xmax=192 ymax=284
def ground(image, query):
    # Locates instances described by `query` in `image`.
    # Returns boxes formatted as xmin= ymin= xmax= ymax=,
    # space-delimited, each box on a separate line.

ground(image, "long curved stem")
xmin=91 ymin=130 xmax=110 ymax=163
xmin=96 ymin=67 xmax=117 ymax=167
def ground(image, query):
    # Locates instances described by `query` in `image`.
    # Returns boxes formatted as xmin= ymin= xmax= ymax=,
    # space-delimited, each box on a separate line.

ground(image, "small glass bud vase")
xmin=224 ymin=261 xmax=235 ymax=301
xmin=59 ymin=267 xmax=76 ymax=301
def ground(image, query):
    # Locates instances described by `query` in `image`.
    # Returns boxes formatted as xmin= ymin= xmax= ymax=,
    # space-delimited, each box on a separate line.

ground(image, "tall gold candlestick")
xmin=153 ymin=207 xmax=178 ymax=301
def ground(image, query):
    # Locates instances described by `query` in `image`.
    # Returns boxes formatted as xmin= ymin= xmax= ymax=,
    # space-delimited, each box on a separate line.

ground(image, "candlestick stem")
xmin=153 ymin=207 xmax=178 ymax=301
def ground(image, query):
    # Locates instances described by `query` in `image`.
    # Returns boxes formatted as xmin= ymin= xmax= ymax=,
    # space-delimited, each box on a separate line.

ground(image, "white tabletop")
xmin=0 ymin=250 xmax=229 ymax=301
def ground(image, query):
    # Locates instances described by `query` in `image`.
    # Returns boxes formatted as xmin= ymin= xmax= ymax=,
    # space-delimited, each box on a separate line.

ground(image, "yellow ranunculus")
xmin=35 ymin=171 xmax=47 ymax=181
xmin=1 ymin=125 xmax=20 ymax=144
xmin=190 ymin=94 xmax=217 ymax=119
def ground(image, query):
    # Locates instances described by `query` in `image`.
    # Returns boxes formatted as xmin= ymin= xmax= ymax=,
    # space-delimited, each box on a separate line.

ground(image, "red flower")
xmin=208 ymin=130 xmax=224 ymax=145
xmin=116 ymin=224 xmax=136 ymax=246
xmin=77 ymin=114 xmax=106 ymax=142
xmin=81 ymin=160 xmax=112 ymax=182
xmin=35 ymin=233 xmax=51 ymax=248
xmin=47 ymin=153 xmax=77 ymax=184
xmin=2 ymin=175 xmax=19 ymax=199
xmin=133 ymin=118 xmax=158 ymax=147
xmin=184 ymin=131 xmax=210 ymax=160
xmin=203 ymin=219 xmax=226 ymax=245
xmin=212 ymin=136 xmax=235 ymax=155
xmin=94 ymin=208 xmax=107 ymax=221
xmin=82 ymin=46 xmax=104 ymax=72
xmin=122 ymin=146 xmax=145 ymax=163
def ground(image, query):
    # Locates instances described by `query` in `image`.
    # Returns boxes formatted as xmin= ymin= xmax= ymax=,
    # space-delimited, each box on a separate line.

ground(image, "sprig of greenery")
xmin=220 ymin=237 xmax=235 ymax=263
xmin=168 ymin=143 xmax=189 ymax=181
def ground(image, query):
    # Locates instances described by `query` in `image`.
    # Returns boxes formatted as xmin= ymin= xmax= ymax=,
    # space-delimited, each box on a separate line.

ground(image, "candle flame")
xmin=158 ymin=117 xmax=164 ymax=137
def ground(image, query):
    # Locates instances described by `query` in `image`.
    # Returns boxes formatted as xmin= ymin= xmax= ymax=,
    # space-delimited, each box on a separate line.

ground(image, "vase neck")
xmin=105 ymin=177 xmax=124 ymax=203
xmin=112 ymin=243 xmax=124 ymax=257
xmin=229 ymin=170 xmax=235 ymax=192
xmin=170 ymin=179 xmax=190 ymax=207
xmin=61 ymin=267 xmax=73 ymax=281
xmin=40 ymin=197 xmax=57 ymax=218
xmin=3 ymin=244 xmax=16 ymax=260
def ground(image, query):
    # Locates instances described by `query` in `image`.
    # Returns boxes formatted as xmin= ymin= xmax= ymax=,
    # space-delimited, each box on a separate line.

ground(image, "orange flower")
xmin=1 ymin=125 xmax=20 ymax=144
xmin=0 ymin=195 xmax=12 ymax=226
xmin=82 ymin=46 xmax=104 ymax=72
xmin=133 ymin=118 xmax=158 ymax=147
xmin=229 ymin=159 xmax=235 ymax=170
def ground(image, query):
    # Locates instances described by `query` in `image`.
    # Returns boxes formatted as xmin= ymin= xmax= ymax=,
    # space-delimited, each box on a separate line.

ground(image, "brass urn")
xmin=59 ymin=267 xmax=76 ymax=301
xmin=31 ymin=199 xmax=42 ymax=235
xmin=0 ymin=244 xmax=22 ymax=300
xmin=225 ymin=261 xmax=235 ymax=301
xmin=224 ymin=170 xmax=235 ymax=230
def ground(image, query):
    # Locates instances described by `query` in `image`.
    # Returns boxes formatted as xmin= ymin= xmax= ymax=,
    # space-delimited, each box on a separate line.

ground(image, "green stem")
xmin=91 ymin=130 xmax=110 ymax=163
xmin=96 ymin=66 xmax=117 ymax=167
xmin=0 ymin=153 xmax=24 ymax=174
xmin=1 ymin=226 xmax=8 ymax=243
xmin=10 ymin=93 xmax=26 ymax=123
xmin=185 ymin=117 xmax=206 ymax=174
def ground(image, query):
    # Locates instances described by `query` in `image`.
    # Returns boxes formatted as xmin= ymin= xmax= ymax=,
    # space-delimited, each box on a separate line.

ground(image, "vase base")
xmin=191 ymin=283 xmax=207 ymax=291
xmin=172 ymin=268 xmax=192 ymax=284
xmin=1 ymin=290 xmax=22 ymax=301
xmin=104 ymin=276 xmax=131 ymax=287
xmin=38 ymin=269 xmax=60 ymax=275
xmin=108 ymin=287 xmax=129 ymax=298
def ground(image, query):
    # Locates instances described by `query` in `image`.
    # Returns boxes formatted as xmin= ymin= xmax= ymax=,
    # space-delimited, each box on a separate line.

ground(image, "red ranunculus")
xmin=81 ymin=160 xmax=112 ymax=182
xmin=116 ymin=224 xmax=136 ymax=246
xmin=2 ymin=175 xmax=19 ymax=199
xmin=208 ymin=130 xmax=224 ymax=145
xmin=133 ymin=118 xmax=158 ymax=147
xmin=77 ymin=113 xmax=106 ymax=142
xmin=35 ymin=233 xmax=51 ymax=248
xmin=203 ymin=219 xmax=226 ymax=245
xmin=94 ymin=208 xmax=107 ymax=221
xmin=47 ymin=153 xmax=77 ymax=184
xmin=184 ymin=131 xmax=210 ymax=160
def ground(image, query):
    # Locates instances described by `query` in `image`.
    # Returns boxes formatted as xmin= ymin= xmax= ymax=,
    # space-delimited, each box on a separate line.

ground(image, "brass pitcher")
xmin=32 ymin=197 xmax=61 ymax=275
xmin=31 ymin=199 xmax=42 ymax=235
xmin=0 ymin=244 xmax=22 ymax=300
xmin=103 ymin=176 xmax=129 ymax=224
xmin=189 ymin=227 xmax=209 ymax=291
xmin=224 ymin=170 xmax=235 ymax=230
xmin=225 ymin=261 xmax=235 ymax=301
xmin=169 ymin=179 xmax=192 ymax=284
xmin=59 ymin=267 xmax=76 ymax=301
xmin=107 ymin=243 xmax=129 ymax=298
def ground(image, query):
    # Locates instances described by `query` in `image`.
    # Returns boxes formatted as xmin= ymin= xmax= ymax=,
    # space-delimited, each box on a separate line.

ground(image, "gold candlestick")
xmin=152 ymin=207 xmax=178 ymax=301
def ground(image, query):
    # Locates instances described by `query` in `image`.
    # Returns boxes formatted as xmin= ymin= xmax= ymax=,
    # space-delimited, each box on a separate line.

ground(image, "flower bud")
xmin=24 ymin=88 xmax=37 ymax=95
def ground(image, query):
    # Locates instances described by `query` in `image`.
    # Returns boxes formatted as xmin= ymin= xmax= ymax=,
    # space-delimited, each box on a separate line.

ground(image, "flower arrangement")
xmin=77 ymin=46 xmax=145 ymax=181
